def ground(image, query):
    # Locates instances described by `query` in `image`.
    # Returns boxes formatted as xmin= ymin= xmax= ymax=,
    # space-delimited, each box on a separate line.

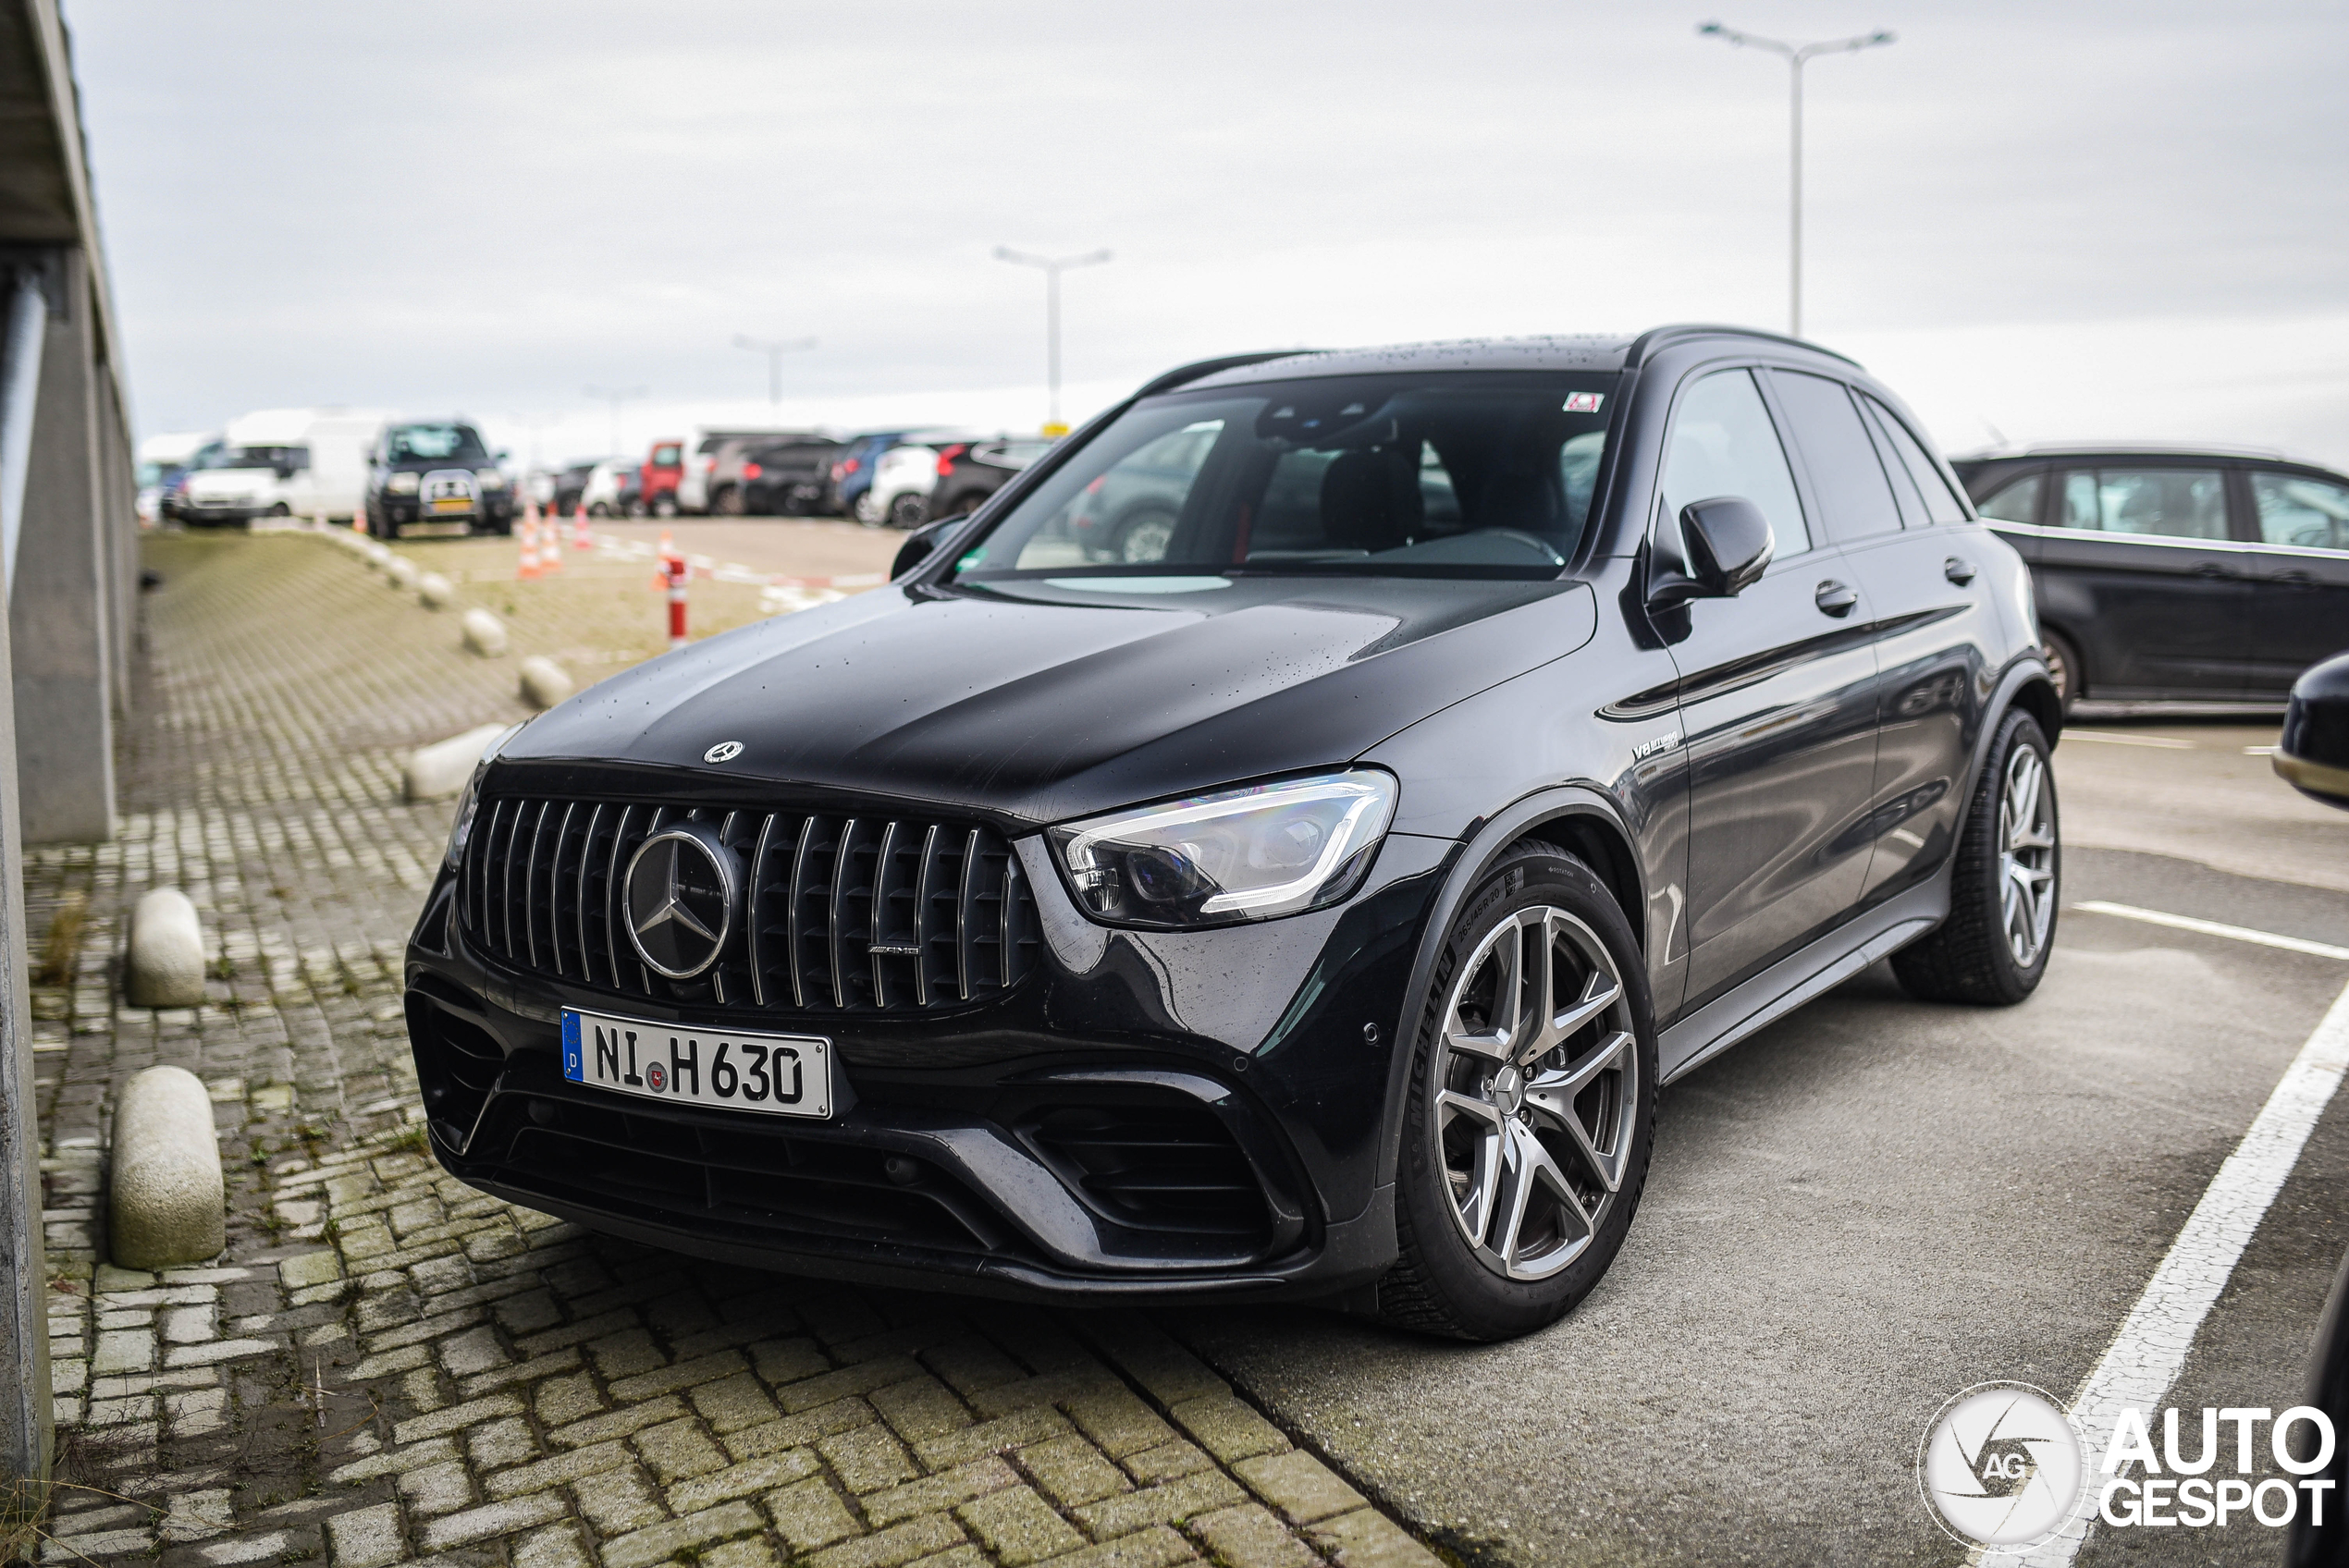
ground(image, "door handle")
xmin=2273 ymin=569 xmax=2317 ymax=587
xmin=1814 ymin=580 xmax=1859 ymax=618
xmin=2194 ymin=562 xmax=2233 ymax=580
xmin=1942 ymin=556 xmax=1975 ymax=585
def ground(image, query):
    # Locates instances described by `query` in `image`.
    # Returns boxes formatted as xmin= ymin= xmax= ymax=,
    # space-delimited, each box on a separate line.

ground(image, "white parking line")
xmin=2072 ymin=900 xmax=2349 ymax=962
xmin=2016 ymin=977 xmax=2349 ymax=1564
xmin=2062 ymin=730 xmax=2195 ymax=748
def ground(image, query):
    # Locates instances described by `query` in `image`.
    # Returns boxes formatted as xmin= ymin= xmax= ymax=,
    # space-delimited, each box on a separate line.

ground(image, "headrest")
xmin=1320 ymin=447 xmax=1422 ymax=551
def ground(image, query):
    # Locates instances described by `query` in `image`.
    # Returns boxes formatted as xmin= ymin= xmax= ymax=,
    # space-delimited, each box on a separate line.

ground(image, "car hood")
xmin=500 ymin=575 xmax=1598 ymax=827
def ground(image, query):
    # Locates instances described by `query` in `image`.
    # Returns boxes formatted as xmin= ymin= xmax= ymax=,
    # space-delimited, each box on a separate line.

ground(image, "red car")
xmin=638 ymin=438 xmax=686 ymax=518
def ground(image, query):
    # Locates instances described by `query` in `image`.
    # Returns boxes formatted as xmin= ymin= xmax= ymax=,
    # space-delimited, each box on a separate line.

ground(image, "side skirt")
xmin=1657 ymin=875 xmax=1949 ymax=1084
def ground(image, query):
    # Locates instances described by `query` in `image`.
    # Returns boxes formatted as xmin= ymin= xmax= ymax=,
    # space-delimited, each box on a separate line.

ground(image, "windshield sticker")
xmin=1564 ymin=393 xmax=1605 ymax=413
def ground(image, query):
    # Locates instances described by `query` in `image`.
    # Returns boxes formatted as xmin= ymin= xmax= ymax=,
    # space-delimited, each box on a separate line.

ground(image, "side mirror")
xmin=2276 ymin=651 xmax=2349 ymax=810
xmin=1649 ymin=496 xmax=1775 ymax=607
xmin=892 ymin=514 xmax=970 ymax=579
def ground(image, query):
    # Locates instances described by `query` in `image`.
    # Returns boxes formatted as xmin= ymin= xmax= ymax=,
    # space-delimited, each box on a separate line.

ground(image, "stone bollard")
xmin=126 ymin=888 xmax=206 ymax=1008
xmin=387 ymin=556 xmax=420 ymax=590
xmin=518 ymin=655 xmax=574 ymax=709
xmin=363 ymin=541 xmax=392 ymax=570
xmin=461 ymin=606 xmax=509 ymax=656
xmin=417 ymin=572 xmax=455 ymax=609
xmin=402 ymin=722 xmax=513 ymax=802
xmin=109 ymin=1066 xmax=227 ymax=1269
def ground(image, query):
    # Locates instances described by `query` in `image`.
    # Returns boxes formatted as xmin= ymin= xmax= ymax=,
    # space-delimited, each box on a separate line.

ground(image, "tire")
xmin=1379 ymin=843 xmax=1658 ymax=1341
xmin=2042 ymin=629 xmax=2082 ymax=718
xmin=653 ymin=496 xmax=678 ymax=520
xmin=1891 ymin=709 xmax=2060 ymax=1006
xmin=588 ymin=502 xmax=610 ymax=520
xmin=713 ymin=486 xmax=744 ymax=518
xmin=267 ymin=502 xmax=290 ymax=518
xmin=1115 ymin=509 xmax=1177 ymax=563
xmin=887 ymin=492 xmax=928 ymax=530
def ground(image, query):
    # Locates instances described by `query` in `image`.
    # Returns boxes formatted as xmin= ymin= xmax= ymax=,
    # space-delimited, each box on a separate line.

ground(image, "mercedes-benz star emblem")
xmin=704 ymin=741 xmax=744 ymax=764
xmin=622 ymin=827 xmax=737 ymax=979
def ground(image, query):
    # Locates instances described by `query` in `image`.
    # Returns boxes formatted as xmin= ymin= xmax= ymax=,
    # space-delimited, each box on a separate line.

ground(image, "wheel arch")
xmin=1370 ymin=785 xmax=1648 ymax=1197
xmin=1948 ymin=654 xmax=2061 ymax=857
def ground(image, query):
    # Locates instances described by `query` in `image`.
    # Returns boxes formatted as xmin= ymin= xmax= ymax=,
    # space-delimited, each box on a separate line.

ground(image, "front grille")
xmin=459 ymin=797 xmax=1039 ymax=1012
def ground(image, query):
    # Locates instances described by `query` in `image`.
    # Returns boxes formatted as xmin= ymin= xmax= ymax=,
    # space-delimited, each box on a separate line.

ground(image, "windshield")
xmin=387 ymin=423 xmax=489 ymax=463
xmin=950 ymin=372 xmax=1616 ymax=582
xmin=204 ymin=445 xmax=303 ymax=471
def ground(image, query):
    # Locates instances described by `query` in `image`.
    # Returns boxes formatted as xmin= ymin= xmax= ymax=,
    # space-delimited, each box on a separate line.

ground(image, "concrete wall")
xmin=7 ymin=247 xmax=115 ymax=844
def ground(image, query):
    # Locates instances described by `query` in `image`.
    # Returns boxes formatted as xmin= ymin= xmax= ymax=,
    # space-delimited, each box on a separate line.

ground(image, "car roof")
xmin=1171 ymin=325 xmax=1859 ymax=391
xmin=1949 ymin=441 xmax=2337 ymax=468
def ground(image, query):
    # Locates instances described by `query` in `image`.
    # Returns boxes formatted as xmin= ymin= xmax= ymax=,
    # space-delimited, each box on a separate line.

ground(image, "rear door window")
xmin=1768 ymin=371 xmax=1902 ymax=543
xmin=2059 ymin=469 xmax=2231 ymax=538
xmin=2250 ymin=471 xmax=2349 ymax=551
xmin=1860 ymin=397 xmax=1969 ymax=523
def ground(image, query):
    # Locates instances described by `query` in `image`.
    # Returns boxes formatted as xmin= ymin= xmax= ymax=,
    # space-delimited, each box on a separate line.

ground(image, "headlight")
xmin=445 ymin=724 xmax=526 ymax=867
xmin=387 ymin=472 xmax=420 ymax=495
xmin=475 ymin=469 xmax=506 ymax=489
xmin=1050 ymin=769 xmax=1396 ymax=928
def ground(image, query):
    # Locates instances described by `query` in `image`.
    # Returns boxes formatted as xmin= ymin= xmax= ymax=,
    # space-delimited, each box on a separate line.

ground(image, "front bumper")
xmin=403 ymin=827 xmax=1452 ymax=1302
xmin=376 ymin=496 xmax=514 ymax=527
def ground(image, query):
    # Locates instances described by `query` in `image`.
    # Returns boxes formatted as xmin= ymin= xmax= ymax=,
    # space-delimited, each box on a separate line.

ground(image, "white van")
xmin=179 ymin=408 xmax=386 ymax=525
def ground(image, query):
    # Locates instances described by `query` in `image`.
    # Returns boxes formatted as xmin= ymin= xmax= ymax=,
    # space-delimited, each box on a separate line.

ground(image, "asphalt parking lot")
xmin=1180 ymin=721 xmax=2349 ymax=1566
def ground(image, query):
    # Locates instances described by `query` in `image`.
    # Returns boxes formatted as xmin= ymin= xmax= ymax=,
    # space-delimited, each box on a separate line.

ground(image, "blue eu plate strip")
xmin=561 ymin=1011 xmax=584 ymax=1082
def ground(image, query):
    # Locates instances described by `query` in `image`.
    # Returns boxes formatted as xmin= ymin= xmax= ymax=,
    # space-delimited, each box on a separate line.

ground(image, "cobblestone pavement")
xmin=22 ymin=531 xmax=1445 ymax=1568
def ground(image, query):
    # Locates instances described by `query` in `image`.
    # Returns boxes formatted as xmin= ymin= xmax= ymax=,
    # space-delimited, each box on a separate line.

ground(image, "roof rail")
xmin=1625 ymin=324 xmax=1860 ymax=369
xmin=1131 ymin=349 xmax=1322 ymax=398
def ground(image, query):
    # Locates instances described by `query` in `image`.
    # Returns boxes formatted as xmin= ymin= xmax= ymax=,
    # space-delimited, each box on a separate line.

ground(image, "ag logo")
xmin=704 ymin=741 xmax=744 ymax=764
xmin=1918 ymin=1382 xmax=2086 ymax=1551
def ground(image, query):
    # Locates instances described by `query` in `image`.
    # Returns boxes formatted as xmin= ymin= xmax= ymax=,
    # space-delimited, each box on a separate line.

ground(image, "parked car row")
xmin=523 ymin=428 xmax=1064 ymax=529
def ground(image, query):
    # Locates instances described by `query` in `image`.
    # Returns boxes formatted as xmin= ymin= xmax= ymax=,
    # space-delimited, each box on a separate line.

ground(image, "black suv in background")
xmin=408 ymin=328 xmax=2058 ymax=1341
xmin=1953 ymin=446 xmax=2349 ymax=709
xmin=364 ymin=421 xmax=513 ymax=538
xmin=929 ymin=436 xmax=1057 ymax=521
xmin=742 ymin=435 xmax=845 ymax=516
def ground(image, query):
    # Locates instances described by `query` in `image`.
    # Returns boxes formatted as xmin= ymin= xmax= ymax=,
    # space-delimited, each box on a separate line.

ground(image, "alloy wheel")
xmin=1998 ymin=744 xmax=2057 ymax=966
xmin=1433 ymin=905 xmax=1639 ymax=1281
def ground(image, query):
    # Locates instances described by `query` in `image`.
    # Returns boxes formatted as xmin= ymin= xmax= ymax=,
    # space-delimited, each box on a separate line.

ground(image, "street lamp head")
xmin=1697 ymin=20 xmax=1723 ymax=34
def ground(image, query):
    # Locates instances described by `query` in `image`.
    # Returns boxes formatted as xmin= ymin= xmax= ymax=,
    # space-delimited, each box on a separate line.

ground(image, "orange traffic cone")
xmin=538 ymin=512 xmax=561 ymax=574
xmin=573 ymin=505 xmax=592 ymax=549
xmin=652 ymin=528 xmax=677 ymax=589
xmin=518 ymin=515 xmax=540 ymax=580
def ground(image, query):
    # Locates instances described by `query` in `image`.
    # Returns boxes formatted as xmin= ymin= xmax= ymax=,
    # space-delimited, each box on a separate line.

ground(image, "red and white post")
xmin=666 ymin=553 xmax=689 ymax=648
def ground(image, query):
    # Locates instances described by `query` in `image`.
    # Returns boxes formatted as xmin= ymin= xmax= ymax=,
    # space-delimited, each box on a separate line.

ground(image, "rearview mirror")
xmin=892 ymin=514 xmax=970 ymax=579
xmin=1648 ymin=496 xmax=1774 ymax=607
xmin=2276 ymin=651 xmax=2349 ymax=810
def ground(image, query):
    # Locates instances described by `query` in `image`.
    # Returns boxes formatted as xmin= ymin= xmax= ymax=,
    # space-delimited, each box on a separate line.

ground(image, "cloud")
xmin=67 ymin=0 xmax=2349 ymax=465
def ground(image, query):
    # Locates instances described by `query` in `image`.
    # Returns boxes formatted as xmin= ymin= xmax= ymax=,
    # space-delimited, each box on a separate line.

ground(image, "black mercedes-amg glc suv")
xmin=405 ymin=327 xmax=2061 ymax=1340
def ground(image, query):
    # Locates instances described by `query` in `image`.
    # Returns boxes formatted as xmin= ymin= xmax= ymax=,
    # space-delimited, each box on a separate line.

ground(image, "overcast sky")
xmin=64 ymin=0 xmax=2349 ymax=469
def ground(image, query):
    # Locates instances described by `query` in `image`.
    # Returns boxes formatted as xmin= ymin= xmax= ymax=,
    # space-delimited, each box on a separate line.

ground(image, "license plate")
xmin=560 ymin=1010 xmax=832 ymax=1119
xmin=431 ymin=496 xmax=471 ymax=511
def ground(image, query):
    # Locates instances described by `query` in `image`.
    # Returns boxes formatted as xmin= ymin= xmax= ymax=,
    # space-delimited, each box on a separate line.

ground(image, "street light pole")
xmin=1697 ymin=21 xmax=1895 ymax=340
xmin=583 ymin=386 xmax=647 ymax=459
xmin=732 ymin=336 xmax=817 ymax=408
xmin=994 ymin=246 xmax=1112 ymax=434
